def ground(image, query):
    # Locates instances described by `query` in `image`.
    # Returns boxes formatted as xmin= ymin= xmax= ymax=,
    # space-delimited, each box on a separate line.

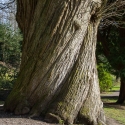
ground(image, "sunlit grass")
xmin=104 ymin=107 xmax=125 ymax=125
xmin=110 ymin=85 xmax=120 ymax=91
xmin=101 ymin=84 xmax=125 ymax=125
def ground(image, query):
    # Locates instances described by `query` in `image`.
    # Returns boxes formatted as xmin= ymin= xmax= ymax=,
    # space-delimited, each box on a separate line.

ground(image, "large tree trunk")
xmin=4 ymin=0 xmax=105 ymax=124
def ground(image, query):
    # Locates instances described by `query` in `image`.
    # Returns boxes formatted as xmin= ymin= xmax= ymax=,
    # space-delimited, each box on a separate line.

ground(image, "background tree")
xmin=0 ymin=0 xmax=22 ymax=102
xmin=98 ymin=25 xmax=125 ymax=104
xmin=97 ymin=0 xmax=125 ymax=104
xmin=0 ymin=23 xmax=22 ymax=90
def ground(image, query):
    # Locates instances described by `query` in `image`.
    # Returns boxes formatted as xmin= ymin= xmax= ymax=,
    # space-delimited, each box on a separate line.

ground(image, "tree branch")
xmin=98 ymin=0 xmax=125 ymax=28
xmin=0 ymin=0 xmax=15 ymax=10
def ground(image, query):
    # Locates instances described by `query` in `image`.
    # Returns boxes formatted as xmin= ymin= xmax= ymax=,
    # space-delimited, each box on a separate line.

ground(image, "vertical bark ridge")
xmin=26 ymin=0 xmax=84 ymax=94
xmin=20 ymin=0 xmax=77 ymax=69
xmin=26 ymin=0 xmax=90 ymax=99
xmin=44 ymin=5 xmax=105 ymax=125
xmin=45 ymin=22 xmax=100 ymax=124
xmin=5 ymin=0 xmax=91 ymax=114
xmin=27 ymin=1 xmax=95 ymax=113
xmin=78 ymin=22 xmax=105 ymax=125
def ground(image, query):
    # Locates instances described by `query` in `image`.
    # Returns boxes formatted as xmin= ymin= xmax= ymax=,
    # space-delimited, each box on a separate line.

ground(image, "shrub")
xmin=0 ymin=23 xmax=22 ymax=90
xmin=97 ymin=63 xmax=113 ymax=92
xmin=0 ymin=65 xmax=18 ymax=90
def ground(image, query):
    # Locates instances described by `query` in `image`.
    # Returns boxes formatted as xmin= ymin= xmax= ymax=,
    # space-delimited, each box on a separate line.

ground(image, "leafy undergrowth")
xmin=101 ymin=85 xmax=125 ymax=125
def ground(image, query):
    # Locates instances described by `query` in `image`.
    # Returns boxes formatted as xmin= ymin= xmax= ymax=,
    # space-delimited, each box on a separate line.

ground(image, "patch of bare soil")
xmin=0 ymin=105 xmax=123 ymax=125
xmin=0 ymin=90 xmax=123 ymax=125
xmin=106 ymin=117 xmax=123 ymax=125
xmin=0 ymin=105 xmax=56 ymax=125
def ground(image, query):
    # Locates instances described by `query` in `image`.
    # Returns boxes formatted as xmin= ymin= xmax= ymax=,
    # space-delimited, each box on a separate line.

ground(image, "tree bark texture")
xmin=4 ymin=0 xmax=105 ymax=124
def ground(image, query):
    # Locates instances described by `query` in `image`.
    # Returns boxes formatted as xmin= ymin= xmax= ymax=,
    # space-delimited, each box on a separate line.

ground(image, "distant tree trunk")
xmin=117 ymin=76 xmax=125 ymax=104
xmin=4 ymin=0 xmax=105 ymax=124
xmin=117 ymin=28 xmax=125 ymax=104
xmin=98 ymin=26 xmax=125 ymax=104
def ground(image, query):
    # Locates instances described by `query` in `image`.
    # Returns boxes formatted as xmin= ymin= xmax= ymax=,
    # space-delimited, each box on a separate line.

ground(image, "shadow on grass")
xmin=110 ymin=90 xmax=119 ymax=92
xmin=101 ymin=96 xmax=118 ymax=99
xmin=101 ymin=95 xmax=125 ymax=110
xmin=103 ymin=102 xmax=125 ymax=110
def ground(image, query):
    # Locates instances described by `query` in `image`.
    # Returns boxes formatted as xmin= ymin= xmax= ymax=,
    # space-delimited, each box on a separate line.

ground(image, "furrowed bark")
xmin=45 ymin=17 xmax=105 ymax=125
xmin=4 ymin=0 xmax=105 ymax=124
xmin=79 ymin=22 xmax=105 ymax=125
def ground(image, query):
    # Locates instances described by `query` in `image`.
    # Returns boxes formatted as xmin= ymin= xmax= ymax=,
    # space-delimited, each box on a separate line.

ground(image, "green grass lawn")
xmin=104 ymin=106 xmax=125 ymax=125
xmin=110 ymin=85 xmax=120 ymax=91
